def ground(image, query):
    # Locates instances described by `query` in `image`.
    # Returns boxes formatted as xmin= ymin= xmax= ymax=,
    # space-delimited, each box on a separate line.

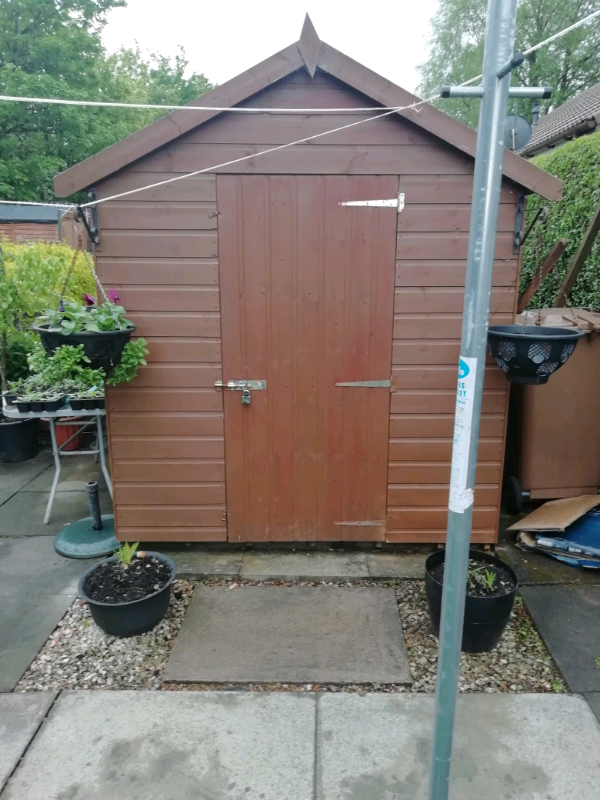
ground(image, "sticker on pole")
xmin=449 ymin=357 xmax=477 ymax=513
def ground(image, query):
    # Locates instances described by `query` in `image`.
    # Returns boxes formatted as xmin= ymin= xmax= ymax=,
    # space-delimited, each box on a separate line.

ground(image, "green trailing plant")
xmin=520 ymin=133 xmax=600 ymax=310
xmin=40 ymin=299 xmax=134 ymax=334
xmin=115 ymin=542 xmax=139 ymax=567
xmin=106 ymin=339 xmax=149 ymax=386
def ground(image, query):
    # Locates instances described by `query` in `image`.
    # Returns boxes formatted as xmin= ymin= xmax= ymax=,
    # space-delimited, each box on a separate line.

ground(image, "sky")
xmin=102 ymin=0 xmax=440 ymax=95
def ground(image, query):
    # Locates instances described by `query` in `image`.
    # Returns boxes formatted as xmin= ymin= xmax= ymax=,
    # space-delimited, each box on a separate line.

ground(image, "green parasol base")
xmin=54 ymin=515 xmax=118 ymax=559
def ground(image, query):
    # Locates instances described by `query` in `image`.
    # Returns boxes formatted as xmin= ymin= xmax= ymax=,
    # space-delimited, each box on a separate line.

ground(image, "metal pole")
xmin=429 ymin=0 xmax=519 ymax=796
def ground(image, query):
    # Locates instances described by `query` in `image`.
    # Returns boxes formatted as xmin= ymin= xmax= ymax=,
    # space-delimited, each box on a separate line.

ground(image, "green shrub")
xmin=520 ymin=133 xmax=600 ymax=310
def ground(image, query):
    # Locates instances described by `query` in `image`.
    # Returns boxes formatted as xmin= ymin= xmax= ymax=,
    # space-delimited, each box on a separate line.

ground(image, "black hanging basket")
xmin=487 ymin=325 xmax=584 ymax=385
xmin=33 ymin=324 xmax=135 ymax=375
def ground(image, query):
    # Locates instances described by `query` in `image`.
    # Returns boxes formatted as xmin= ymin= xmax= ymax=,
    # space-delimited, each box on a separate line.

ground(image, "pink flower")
xmin=84 ymin=294 xmax=96 ymax=306
xmin=108 ymin=290 xmax=121 ymax=304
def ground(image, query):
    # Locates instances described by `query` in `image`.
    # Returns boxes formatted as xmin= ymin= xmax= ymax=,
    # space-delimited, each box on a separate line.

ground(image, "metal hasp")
xmin=339 ymin=191 xmax=405 ymax=212
xmin=214 ymin=380 xmax=266 ymax=391
xmin=335 ymin=379 xmax=392 ymax=388
xmin=431 ymin=0 xmax=542 ymax=797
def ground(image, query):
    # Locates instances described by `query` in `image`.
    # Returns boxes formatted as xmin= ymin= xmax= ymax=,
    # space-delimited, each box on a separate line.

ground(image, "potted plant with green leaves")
xmin=78 ymin=542 xmax=176 ymax=637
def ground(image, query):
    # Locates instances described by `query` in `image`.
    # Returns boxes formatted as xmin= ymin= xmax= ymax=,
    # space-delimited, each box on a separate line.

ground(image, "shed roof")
xmin=518 ymin=82 xmax=600 ymax=157
xmin=54 ymin=16 xmax=562 ymax=201
xmin=0 ymin=204 xmax=63 ymax=224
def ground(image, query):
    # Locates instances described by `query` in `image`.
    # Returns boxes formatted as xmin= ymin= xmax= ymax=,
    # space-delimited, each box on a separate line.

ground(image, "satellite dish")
xmin=504 ymin=113 xmax=532 ymax=151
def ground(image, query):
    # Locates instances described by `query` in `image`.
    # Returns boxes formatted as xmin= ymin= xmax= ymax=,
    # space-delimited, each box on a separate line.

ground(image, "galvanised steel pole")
xmin=429 ymin=0 xmax=519 ymax=796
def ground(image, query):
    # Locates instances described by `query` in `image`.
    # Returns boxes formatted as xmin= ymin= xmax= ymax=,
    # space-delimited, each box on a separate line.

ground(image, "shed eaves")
xmin=54 ymin=15 xmax=563 ymax=202
xmin=0 ymin=204 xmax=61 ymax=224
xmin=518 ymin=82 xmax=600 ymax=157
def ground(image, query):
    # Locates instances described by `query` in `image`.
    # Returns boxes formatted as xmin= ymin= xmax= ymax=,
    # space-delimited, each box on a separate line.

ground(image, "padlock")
xmin=241 ymin=388 xmax=251 ymax=406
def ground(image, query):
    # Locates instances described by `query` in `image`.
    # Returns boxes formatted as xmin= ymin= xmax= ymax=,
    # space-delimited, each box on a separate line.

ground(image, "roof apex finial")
xmin=298 ymin=13 xmax=322 ymax=77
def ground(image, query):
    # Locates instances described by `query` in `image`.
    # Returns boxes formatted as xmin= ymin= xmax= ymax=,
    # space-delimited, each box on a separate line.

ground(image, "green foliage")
xmin=13 ymin=342 xmax=104 ymax=399
xmin=0 ymin=0 xmax=213 ymax=201
xmin=4 ymin=334 xmax=36 ymax=382
xmin=115 ymin=541 xmax=139 ymax=567
xmin=1 ymin=241 xmax=96 ymax=302
xmin=484 ymin=569 xmax=496 ymax=590
xmin=520 ymin=133 xmax=600 ymax=309
xmin=41 ymin=299 xmax=133 ymax=334
xmin=106 ymin=338 xmax=148 ymax=386
xmin=418 ymin=0 xmax=600 ymax=129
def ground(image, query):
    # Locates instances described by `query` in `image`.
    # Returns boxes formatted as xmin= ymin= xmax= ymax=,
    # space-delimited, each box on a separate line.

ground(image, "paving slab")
xmin=584 ymin=693 xmax=600 ymax=725
xmin=2 ymin=690 xmax=316 ymax=800
xmin=164 ymin=585 xmax=410 ymax=684
xmin=0 ymin=536 xmax=97 ymax=596
xmin=521 ymin=585 xmax=600 ymax=692
xmin=21 ymin=456 xmax=108 ymax=493
xmin=0 ymin=450 xmax=53 ymax=506
xmin=0 ymin=489 xmax=112 ymax=536
xmin=240 ymin=550 xmax=369 ymax=580
xmin=166 ymin=549 xmax=242 ymax=578
xmin=367 ymin=552 xmax=428 ymax=579
xmin=0 ymin=692 xmax=56 ymax=789
xmin=317 ymin=693 xmax=600 ymax=799
xmin=0 ymin=593 xmax=73 ymax=691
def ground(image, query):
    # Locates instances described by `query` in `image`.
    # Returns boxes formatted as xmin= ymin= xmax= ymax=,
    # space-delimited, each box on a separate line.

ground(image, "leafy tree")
xmin=0 ymin=0 xmax=212 ymax=201
xmin=418 ymin=0 xmax=600 ymax=128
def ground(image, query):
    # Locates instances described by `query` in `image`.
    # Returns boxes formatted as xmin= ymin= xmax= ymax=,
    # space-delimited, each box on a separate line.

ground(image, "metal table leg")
xmin=96 ymin=414 xmax=112 ymax=497
xmin=44 ymin=418 xmax=62 ymax=524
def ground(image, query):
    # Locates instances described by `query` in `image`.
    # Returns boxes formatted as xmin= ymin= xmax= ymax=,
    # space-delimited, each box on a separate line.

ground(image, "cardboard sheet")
xmin=508 ymin=495 xmax=600 ymax=532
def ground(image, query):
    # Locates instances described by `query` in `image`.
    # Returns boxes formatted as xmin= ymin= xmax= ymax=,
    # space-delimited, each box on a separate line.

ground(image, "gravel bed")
xmin=15 ymin=578 xmax=565 ymax=694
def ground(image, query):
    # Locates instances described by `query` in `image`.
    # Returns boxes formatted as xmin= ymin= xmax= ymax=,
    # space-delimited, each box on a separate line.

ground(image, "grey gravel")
xmin=15 ymin=579 xmax=565 ymax=694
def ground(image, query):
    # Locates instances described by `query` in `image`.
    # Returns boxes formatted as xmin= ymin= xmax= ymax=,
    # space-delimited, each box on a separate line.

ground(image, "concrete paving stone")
xmin=584 ymin=693 xmax=600 ymax=726
xmin=367 ymin=552 xmax=428 ymax=579
xmin=164 ymin=585 xmax=411 ymax=684
xmin=0 ymin=536 xmax=97 ymax=595
xmin=240 ymin=550 xmax=369 ymax=580
xmin=0 ymin=593 xmax=73 ymax=691
xmin=521 ymin=585 xmax=600 ymax=693
xmin=317 ymin=693 xmax=600 ymax=799
xmin=0 ymin=692 xmax=56 ymax=788
xmin=0 ymin=490 xmax=112 ymax=536
xmin=166 ymin=549 xmax=242 ymax=578
xmin=21 ymin=456 xmax=108 ymax=493
xmin=2 ymin=690 xmax=316 ymax=800
xmin=0 ymin=450 xmax=53 ymax=506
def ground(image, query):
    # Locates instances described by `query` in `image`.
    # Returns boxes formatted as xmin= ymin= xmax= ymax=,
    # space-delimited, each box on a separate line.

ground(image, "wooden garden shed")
xmin=54 ymin=17 xmax=562 ymax=545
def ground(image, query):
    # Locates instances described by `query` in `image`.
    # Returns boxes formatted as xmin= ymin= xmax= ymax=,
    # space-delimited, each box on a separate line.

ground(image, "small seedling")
xmin=596 ymin=657 xmax=600 ymax=670
xmin=115 ymin=541 xmax=139 ymax=567
xmin=484 ymin=569 xmax=496 ymax=590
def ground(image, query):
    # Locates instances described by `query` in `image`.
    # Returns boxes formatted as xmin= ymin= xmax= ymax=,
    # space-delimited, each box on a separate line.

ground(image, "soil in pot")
xmin=84 ymin=556 xmax=171 ymax=604
xmin=425 ymin=549 xmax=518 ymax=653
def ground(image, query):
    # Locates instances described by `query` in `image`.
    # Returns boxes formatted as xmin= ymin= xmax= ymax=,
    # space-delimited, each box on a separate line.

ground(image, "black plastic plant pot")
xmin=43 ymin=396 xmax=68 ymax=412
xmin=33 ymin=324 xmax=135 ymax=375
xmin=488 ymin=325 xmax=584 ymax=385
xmin=0 ymin=416 xmax=39 ymax=463
xmin=69 ymin=398 xmax=85 ymax=411
xmin=78 ymin=552 xmax=176 ymax=638
xmin=15 ymin=401 xmax=31 ymax=413
xmin=425 ymin=549 xmax=518 ymax=653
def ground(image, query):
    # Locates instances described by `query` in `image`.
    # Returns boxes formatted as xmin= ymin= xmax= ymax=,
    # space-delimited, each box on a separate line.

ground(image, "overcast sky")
xmin=102 ymin=0 xmax=439 ymax=95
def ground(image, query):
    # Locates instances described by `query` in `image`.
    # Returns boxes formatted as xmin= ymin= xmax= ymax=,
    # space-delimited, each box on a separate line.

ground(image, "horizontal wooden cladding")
xmin=396 ymin=260 xmax=517 ymax=287
xmin=98 ymin=232 xmax=217 ymax=259
xmin=182 ymin=112 xmax=434 ymax=146
xmin=144 ymin=339 xmax=221 ymax=363
xmin=134 ymin=144 xmax=473 ymax=176
xmin=108 ymin=388 xmax=222 ymax=412
xmin=398 ymin=204 xmax=515 ymax=233
xmin=387 ymin=507 xmax=498 ymax=530
xmin=114 ymin=288 xmax=219 ymax=312
xmin=388 ymin=485 xmax=498 ymax=506
xmin=389 ymin=414 xmax=504 ymax=438
xmin=388 ymin=438 xmax=503 ymax=461
xmin=126 ymin=313 xmax=221 ymax=338
xmin=396 ymin=232 xmax=514 ymax=260
xmin=394 ymin=288 xmax=514 ymax=314
xmin=111 ymin=437 xmax=224 ymax=459
xmin=133 ymin=364 xmax=220 ymax=388
xmin=117 ymin=528 xmax=227 ymax=542
xmin=98 ymin=203 xmax=217 ymax=230
xmin=115 ymin=484 xmax=225 ymax=505
xmin=112 ymin=460 xmax=225 ymax=482
xmin=386 ymin=530 xmax=496 ymax=544
xmin=399 ymin=176 xmax=518 ymax=204
xmin=117 ymin=506 xmax=225 ymax=527
xmin=392 ymin=340 xmax=497 ymax=366
xmin=388 ymin=461 xmax=501 ymax=484
xmin=392 ymin=366 xmax=505 ymax=390
xmin=110 ymin=413 xmax=223 ymax=437
xmin=391 ymin=390 xmax=506 ymax=415
xmin=98 ymin=259 xmax=219 ymax=286
xmin=97 ymin=173 xmax=216 ymax=203
xmin=393 ymin=314 xmax=513 ymax=339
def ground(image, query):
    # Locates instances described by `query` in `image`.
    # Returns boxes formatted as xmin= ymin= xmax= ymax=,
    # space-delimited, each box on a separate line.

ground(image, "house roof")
xmin=0 ymin=204 xmax=64 ymax=224
xmin=519 ymin=82 xmax=600 ymax=157
xmin=54 ymin=16 xmax=562 ymax=202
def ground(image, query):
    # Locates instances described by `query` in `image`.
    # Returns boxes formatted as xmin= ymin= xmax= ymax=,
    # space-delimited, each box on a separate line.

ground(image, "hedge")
xmin=520 ymin=132 xmax=600 ymax=310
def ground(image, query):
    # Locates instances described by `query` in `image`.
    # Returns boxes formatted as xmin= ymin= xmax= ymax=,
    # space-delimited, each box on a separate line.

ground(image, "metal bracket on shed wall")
xmin=513 ymin=191 xmax=526 ymax=253
xmin=76 ymin=188 xmax=99 ymax=247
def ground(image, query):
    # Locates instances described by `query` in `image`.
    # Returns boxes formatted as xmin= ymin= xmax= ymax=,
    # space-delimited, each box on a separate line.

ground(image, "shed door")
xmin=217 ymin=175 xmax=398 ymax=541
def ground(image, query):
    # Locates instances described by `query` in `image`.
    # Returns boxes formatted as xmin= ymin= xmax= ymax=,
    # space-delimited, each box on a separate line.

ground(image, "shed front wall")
xmin=94 ymin=70 xmax=519 ymax=544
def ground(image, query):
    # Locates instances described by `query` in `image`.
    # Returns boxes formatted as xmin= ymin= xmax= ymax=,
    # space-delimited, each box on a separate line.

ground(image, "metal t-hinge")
xmin=339 ymin=191 xmax=405 ymax=212
xmin=335 ymin=379 xmax=391 ymax=388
